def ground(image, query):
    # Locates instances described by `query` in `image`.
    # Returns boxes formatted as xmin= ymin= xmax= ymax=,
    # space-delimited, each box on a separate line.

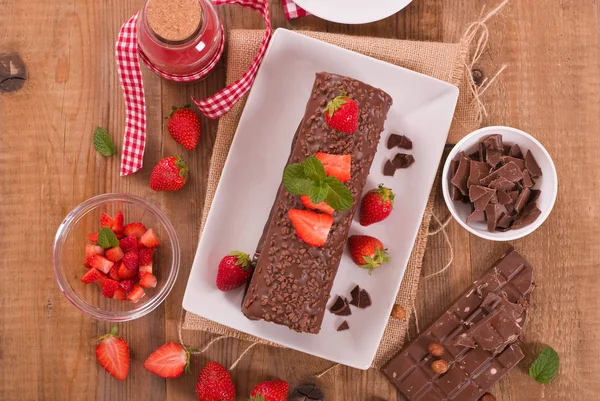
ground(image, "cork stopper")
xmin=146 ymin=0 xmax=203 ymax=44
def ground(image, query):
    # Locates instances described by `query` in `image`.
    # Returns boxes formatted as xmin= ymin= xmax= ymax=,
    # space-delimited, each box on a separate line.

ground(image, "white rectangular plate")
xmin=183 ymin=29 xmax=458 ymax=369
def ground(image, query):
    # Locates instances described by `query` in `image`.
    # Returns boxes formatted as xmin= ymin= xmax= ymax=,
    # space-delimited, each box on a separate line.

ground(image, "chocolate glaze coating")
xmin=241 ymin=72 xmax=392 ymax=333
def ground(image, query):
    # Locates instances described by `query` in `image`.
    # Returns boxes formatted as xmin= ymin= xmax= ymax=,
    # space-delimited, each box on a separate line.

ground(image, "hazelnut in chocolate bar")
xmin=382 ymin=248 xmax=535 ymax=400
xmin=241 ymin=72 xmax=393 ymax=333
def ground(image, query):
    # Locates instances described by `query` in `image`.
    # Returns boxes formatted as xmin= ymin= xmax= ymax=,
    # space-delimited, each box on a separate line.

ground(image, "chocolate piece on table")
xmin=241 ymin=73 xmax=392 ymax=333
xmin=466 ymin=210 xmax=486 ymax=225
xmin=512 ymin=203 xmax=542 ymax=229
xmin=451 ymin=152 xmax=471 ymax=196
xmin=337 ymin=321 xmax=350 ymax=331
xmin=292 ymin=383 xmax=324 ymax=401
xmin=486 ymin=148 xmax=502 ymax=167
xmin=525 ymin=150 xmax=543 ymax=178
xmin=382 ymin=248 xmax=535 ymax=401
xmin=480 ymin=161 xmax=524 ymax=186
xmin=514 ymin=187 xmax=531 ymax=213
xmin=509 ymin=144 xmax=523 ymax=158
xmin=483 ymin=134 xmax=503 ymax=151
xmin=383 ymin=159 xmax=396 ymax=177
xmin=349 ymin=285 xmax=360 ymax=307
xmin=387 ymin=133 xmax=412 ymax=149
xmin=392 ymin=153 xmax=415 ymax=169
xmin=522 ymin=170 xmax=534 ymax=188
xmin=468 ymin=160 xmax=490 ymax=187
xmin=358 ymin=289 xmax=372 ymax=308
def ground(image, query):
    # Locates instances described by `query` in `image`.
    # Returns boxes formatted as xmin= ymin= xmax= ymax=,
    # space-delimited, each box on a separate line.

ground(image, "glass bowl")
xmin=53 ymin=193 xmax=180 ymax=321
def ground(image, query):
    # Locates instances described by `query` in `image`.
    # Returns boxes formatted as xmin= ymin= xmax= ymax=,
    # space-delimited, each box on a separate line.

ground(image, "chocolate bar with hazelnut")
xmin=382 ymin=248 xmax=535 ymax=400
xmin=241 ymin=72 xmax=393 ymax=333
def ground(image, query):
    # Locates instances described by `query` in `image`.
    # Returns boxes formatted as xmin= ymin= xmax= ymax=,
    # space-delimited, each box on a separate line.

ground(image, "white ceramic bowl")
xmin=442 ymin=126 xmax=558 ymax=241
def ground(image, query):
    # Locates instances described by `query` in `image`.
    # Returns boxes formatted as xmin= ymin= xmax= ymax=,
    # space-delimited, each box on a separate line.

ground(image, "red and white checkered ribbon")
xmin=281 ymin=0 xmax=310 ymax=19
xmin=115 ymin=0 xmax=272 ymax=176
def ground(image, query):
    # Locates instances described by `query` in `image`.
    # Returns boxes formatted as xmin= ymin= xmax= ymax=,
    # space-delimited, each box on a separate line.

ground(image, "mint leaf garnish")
xmin=282 ymin=156 xmax=353 ymax=211
xmin=303 ymin=155 xmax=326 ymax=181
xmin=93 ymin=127 xmax=116 ymax=157
xmin=309 ymin=181 xmax=329 ymax=204
xmin=324 ymin=176 xmax=353 ymax=211
xmin=283 ymin=164 xmax=314 ymax=195
xmin=529 ymin=346 xmax=559 ymax=384
xmin=97 ymin=227 xmax=119 ymax=249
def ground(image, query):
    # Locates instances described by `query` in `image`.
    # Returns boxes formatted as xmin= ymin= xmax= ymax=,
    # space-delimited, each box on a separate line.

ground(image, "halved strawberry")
xmin=287 ymin=209 xmax=334 ymax=247
xmin=113 ymin=287 xmax=127 ymax=300
xmin=139 ymin=272 xmax=157 ymax=289
xmin=96 ymin=327 xmax=130 ymax=380
xmin=123 ymin=222 xmax=147 ymax=239
xmin=112 ymin=211 xmax=124 ymax=235
xmin=108 ymin=263 xmax=120 ymax=281
xmin=139 ymin=262 xmax=153 ymax=274
xmin=122 ymin=251 xmax=139 ymax=271
xmin=300 ymin=195 xmax=334 ymax=215
xmin=140 ymin=229 xmax=160 ymax=248
xmin=144 ymin=342 xmax=190 ymax=379
xmin=118 ymin=262 xmax=137 ymax=280
xmin=81 ymin=268 xmax=103 ymax=284
xmin=100 ymin=213 xmax=114 ymax=228
xmin=138 ymin=248 xmax=154 ymax=266
xmin=88 ymin=232 xmax=99 ymax=243
xmin=119 ymin=236 xmax=138 ymax=253
xmin=102 ymin=279 xmax=120 ymax=298
xmin=128 ymin=285 xmax=145 ymax=303
xmin=315 ymin=153 xmax=351 ymax=182
xmin=94 ymin=272 xmax=108 ymax=288
xmin=120 ymin=279 xmax=135 ymax=293
xmin=89 ymin=255 xmax=114 ymax=274
xmin=105 ymin=246 xmax=124 ymax=263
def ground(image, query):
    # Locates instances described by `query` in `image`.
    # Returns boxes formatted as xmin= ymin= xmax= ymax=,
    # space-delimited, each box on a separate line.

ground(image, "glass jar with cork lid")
xmin=137 ymin=0 xmax=224 ymax=78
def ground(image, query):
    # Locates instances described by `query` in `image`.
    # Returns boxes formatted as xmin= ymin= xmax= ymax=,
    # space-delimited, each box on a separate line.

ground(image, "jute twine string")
xmin=463 ymin=0 xmax=509 ymax=126
xmin=175 ymin=0 xmax=508 ymax=378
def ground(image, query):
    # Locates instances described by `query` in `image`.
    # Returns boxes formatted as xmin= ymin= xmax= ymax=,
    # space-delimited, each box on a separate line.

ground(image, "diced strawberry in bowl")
xmin=140 ymin=229 xmax=160 ymax=248
xmin=53 ymin=194 xmax=178 ymax=321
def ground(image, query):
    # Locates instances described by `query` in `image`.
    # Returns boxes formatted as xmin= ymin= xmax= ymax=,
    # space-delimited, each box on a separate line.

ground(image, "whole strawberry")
xmin=95 ymin=326 xmax=130 ymax=381
xmin=150 ymin=156 xmax=188 ymax=192
xmin=323 ymin=90 xmax=359 ymax=134
xmin=359 ymin=184 xmax=395 ymax=226
xmin=167 ymin=105 xmax=201 ymax=150
xmin=195 ymin=361 xmax=235 ymax=401
xmin=216 ymin=251 xmax=254 ymax=291
xmin=347 ymin=235 xmax=390 ymax=274
xmin=250 ymin=380 xmax=289 ymax=401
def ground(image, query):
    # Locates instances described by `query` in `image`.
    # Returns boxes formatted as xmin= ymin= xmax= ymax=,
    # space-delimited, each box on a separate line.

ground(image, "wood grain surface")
xmin=1 ymin=0 xmax=599 ymax=399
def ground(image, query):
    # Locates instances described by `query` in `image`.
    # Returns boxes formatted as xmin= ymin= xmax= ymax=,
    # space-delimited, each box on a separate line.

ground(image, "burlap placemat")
xmin=182 ymin=11 xmax=504 ymax=368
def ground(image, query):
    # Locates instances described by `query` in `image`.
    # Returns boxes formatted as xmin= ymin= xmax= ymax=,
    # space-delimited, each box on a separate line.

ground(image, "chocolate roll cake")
xmin=241 ymin=72 xmax=393 ymax=333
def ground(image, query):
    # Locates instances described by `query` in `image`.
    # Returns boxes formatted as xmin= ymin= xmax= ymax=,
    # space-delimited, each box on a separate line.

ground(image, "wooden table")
xmin=1 ymin=0 xmax=598 ymax=399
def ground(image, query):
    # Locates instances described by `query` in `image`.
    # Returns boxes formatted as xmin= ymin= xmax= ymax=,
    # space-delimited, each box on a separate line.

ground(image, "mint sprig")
xmin=529 ymin=346 xmax=559 ymax=384
xmin=93 ymin=127 xmax=116 ymax=156
xmin=97 ymin=227 xmax=119 ymax=249
xmin=283 ymin=155 xmax=352 ymax=211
